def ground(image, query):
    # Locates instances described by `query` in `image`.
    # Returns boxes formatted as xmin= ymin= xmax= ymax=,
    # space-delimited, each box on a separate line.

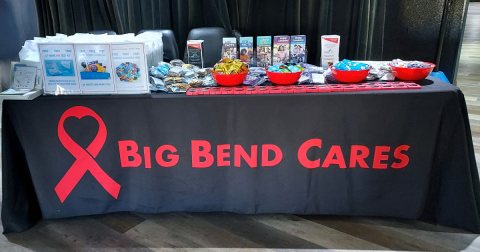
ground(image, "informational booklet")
xmin=110 ymin=43 xmax=149 ymax=93
xmin=239 ymin=37 xmax=254 ymax=66
xmin=256 ymin=36 xmax=272 ymax=67
xmin=321 ymin=35 xmax=340 ymax=69
xmin=222 ymin=37 xmax=237 ymax=60
xmin=75 ymin=44 xmax=115 ymax=93
xmin=13 ymin=66 xmax=37 ymax=90
xmin=187 ymin=40 xmax=204 ymax=68
xmin=38 ymin=44 xmax=81 ymax=93
xmin=273 ymin=36 xmax=290 ymax=65
xmin=290 ymin=35 xmax=306 ymax=64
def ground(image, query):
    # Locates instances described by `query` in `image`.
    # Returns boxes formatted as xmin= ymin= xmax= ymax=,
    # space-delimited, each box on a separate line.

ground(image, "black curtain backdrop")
xmin=35 ymin=0 xmax=386 ymax=66
xmin=35 ymin=0 xmax=467 ymax=83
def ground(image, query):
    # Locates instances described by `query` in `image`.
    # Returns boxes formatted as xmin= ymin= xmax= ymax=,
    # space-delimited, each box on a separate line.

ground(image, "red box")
xmin=221 ymin=87 xmax=234 ymax=95
xmin=270 ymin=87 xmax=282 ymax=94
xmin=281 ymin=86 xmax=294 ymax=93
xmin=257 ymin=86 xmax=270 ymax=94
xmin=246 ymin=88 xmax=257 ymax=94
xmin=306 ymin=86 xmax=319 ymax=93
xmin=327 ymin=84 xmax=344 ymax=92
xmin=198 ymin=88 xmax=211 ymax=95
xmin=391 ymin=83 xmax=408 ymax=89
xmin=405 ymin=83 xmax=422 ymax=89
xmin=293 ymin=86 xmax=306 ymax=93
xmin=354 ymin=85 xmax=371 ymax=91
xmin=210 ymin=87 xmax=222 ymax=95
xmin=316 ymin=85 xmax=331 ymax=92
xmin=186 ymin=88 xmax=198 ymax=96
xmin=365 ymin=83 xmax=382 ymax=90
xmin=379 ymin=82 xmax=396 ymax=90
xmin=342 ymin=85 xmax=357 ymax=92
xmin=234 ymin=87 xmax=246 ymax=94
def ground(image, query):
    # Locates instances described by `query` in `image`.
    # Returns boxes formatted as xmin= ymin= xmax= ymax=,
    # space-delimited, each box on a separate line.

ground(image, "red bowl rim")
xmin=388 ymin=62 xmax=436 ymax=69
xmin=330 ymin=65 xmax=372 ymax=72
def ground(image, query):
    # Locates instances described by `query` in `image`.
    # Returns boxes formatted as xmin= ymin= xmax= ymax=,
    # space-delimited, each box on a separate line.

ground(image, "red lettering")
xmin=391 ymin=145 xmax=410 ymax=169
xmin=321 ymin=145 xmax=346 ymax=168
xmin=155 ymin=145 xmax=179 ymax=167
xmin=234 ymin=145 xmax=257 ymax=168
xmin=297 ymin=139 xmax=322 ymax=169
xmin=262 ymin=144 xmax=283 ymax=167
xmin=118 ymin=140 xmax=142 ymax=167
xmin=217 ymin=144 xmax=231 ymax=166
xmin=373 ymin=146 xmax=390 ymax=169
xmin=144 ymin=147 xmax=151 ymax=169
xmin=349 ymin=145 xmax=369 ymax=168
xmin=191 ymin=140 xmax=214 ymax=168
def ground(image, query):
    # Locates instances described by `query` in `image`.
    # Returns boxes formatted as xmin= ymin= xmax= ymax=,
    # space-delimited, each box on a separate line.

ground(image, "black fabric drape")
xmin=35 ymin=0 xmax=386 ymax=65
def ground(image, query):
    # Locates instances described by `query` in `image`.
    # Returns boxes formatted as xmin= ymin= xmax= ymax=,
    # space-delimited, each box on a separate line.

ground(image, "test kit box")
xmin=38 ymin=42 xmax=149 ymax=95
xmin=321 ymin=35 xmax=340 ymax=69
xmin=273 ymin=36 xmax=290 ymax=65
xmin=256 ymin=36 xmax=272 ymax=67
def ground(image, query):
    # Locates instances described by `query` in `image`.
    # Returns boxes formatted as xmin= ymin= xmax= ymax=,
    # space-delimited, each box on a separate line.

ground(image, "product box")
xmin=273 ymin=36 xmax=290 ymax=65
xmin=187 ymin=40 xmax=204 ymax=68
xmin=239 ymin=37 xmax=254 ymax=66
xmin=290 ymin=35 xmax=306 ymax=64
xmin=321 ymin=35 xmax=340 ymax=70
xmin=256 ymin=36 xmax=272 ymax=67
xmin=222 ymin=37 xmax=237 ymax=60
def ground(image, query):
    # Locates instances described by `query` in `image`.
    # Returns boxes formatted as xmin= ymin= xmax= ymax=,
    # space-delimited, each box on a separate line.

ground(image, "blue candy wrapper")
xmin=333 ymin=59 xmax=371 ymax=70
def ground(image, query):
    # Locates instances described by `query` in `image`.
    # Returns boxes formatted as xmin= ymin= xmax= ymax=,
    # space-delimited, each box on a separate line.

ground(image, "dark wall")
xmin=0 ymin=0 xmax=38 ymax=91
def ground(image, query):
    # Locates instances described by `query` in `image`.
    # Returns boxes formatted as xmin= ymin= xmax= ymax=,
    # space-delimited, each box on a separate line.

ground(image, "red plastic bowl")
xmin=211 ymin=70 xmax=249 ymax=86
xmin=266 ymin=70 xmax=303 ymax=85
xmin=389 ymin=63 xmax=435 ymax=81
xmin=330 ymin=66 xmax=372 ymax=83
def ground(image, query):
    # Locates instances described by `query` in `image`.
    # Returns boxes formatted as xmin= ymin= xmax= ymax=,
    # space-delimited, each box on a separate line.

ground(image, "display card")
xmin=75 ymin=44 xmax=115 ymax=93
xmin=110 ymin=43 xmax=149 ymax=92
xmin=39 ymin=44 xmax=81 ymax=93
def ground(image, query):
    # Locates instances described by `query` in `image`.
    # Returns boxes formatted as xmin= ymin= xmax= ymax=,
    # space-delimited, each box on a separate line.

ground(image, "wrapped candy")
xmin=149 ymin=62 xmax=171 ymax=78
xmin=267 ymin=64 xmax=303 ymax=73
xmin=243 ymin=74 xmax=266 ymax=86
xmin=167 ymin=66 xmax=185 ymax=77
xmin=391 ymin=59 xmax=432 ymax=68
xmin=170 ymin=59 xmax=185 ymax=67
xmin=332 ymin=59 xmax=371 ymax=70
xmin=168 ymin=83 xmax=190 ymax=93
xmin=213 ymin=58 xmax=249 ymax=75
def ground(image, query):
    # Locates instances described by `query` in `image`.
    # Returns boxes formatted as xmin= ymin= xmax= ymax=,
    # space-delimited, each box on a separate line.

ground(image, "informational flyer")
xmin=39 ymin=44 xmax=80 ymax=93
xmin=75 ymin=44 xmax=115 ymax=93
xmin=13 ymin=66 xmax=37 ymax=90
xmin=110 ymin=43 xmax=148 ymax=92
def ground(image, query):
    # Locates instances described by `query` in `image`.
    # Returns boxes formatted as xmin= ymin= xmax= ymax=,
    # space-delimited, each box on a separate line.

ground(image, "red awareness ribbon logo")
xmin=55 ymin=106 xmax=121 ymax=203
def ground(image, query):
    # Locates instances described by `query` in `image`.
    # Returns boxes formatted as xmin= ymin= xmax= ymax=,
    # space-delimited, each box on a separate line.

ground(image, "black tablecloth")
xmin=3 ymin=77 xmax=480 ymax=233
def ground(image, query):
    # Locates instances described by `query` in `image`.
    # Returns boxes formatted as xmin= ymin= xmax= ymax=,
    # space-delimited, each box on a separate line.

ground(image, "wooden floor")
xmin=2 ymin=4 xmax=480 ymax=252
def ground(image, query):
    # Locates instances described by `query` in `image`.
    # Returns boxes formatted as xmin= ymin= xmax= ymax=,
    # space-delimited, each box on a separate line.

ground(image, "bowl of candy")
xmin=212 ymin=59 xmax=249 ymax=86
xmin=389 ymin=59 xmax=435 ymax=81
xmin=266 ymin=64 xmax=304 ymax=85
xmin=330 ymin=60 xmax=372 ymax=83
